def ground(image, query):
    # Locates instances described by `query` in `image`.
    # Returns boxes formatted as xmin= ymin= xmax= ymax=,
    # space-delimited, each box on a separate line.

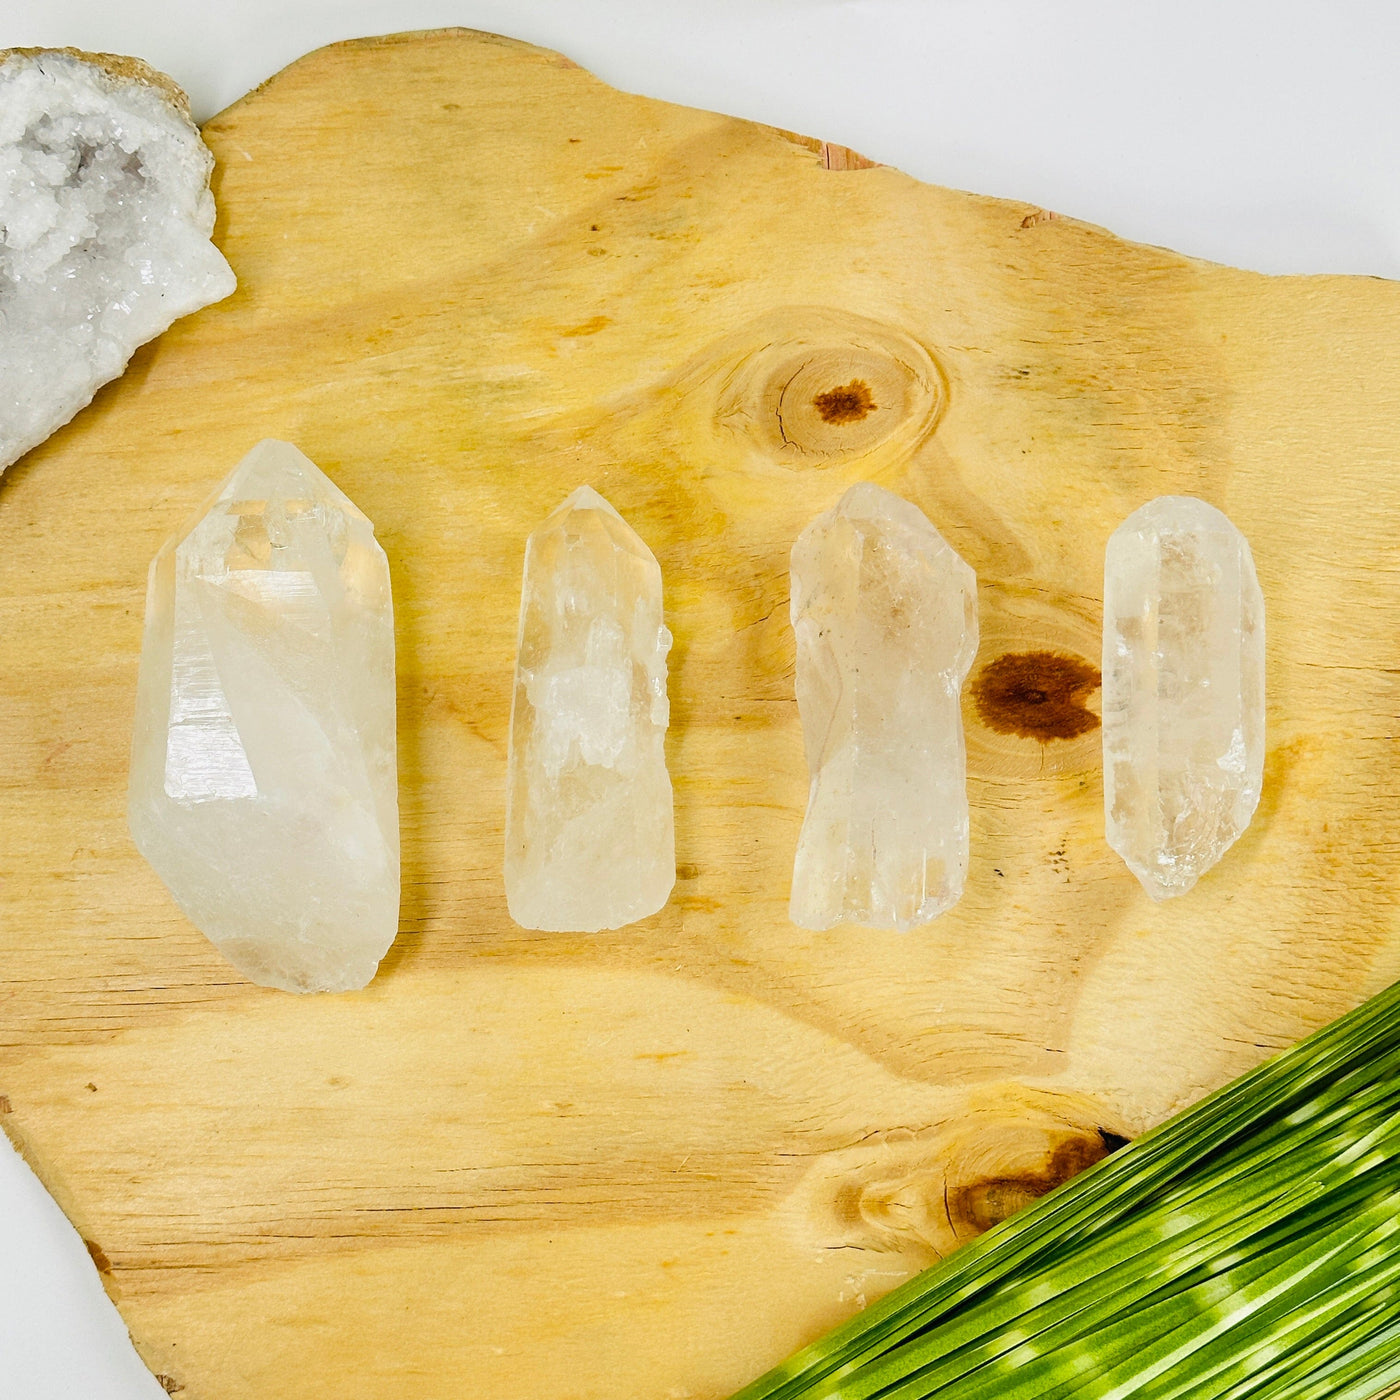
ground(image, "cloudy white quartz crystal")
xmin=789 ymin=482 xmax=978 ymax=931
xmin=1102 ymin=495 xmax=1265 ymax=900
xmin=129 ymin=441 xmax=400 ymax=993
xmin=0 ymin=49 xmax=236 ymax=474
xmin=505 ymin=486 xmax=675 ymax=932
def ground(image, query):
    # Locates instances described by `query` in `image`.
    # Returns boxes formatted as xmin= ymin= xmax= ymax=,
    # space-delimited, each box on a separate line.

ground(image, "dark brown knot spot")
xmin=949 ymin=1131 xmax=1113 ymax=1235
xmin=972 ymin=651 xmax=1101 ymax=742
xmin=812 ymin=378 xmax=876 ymax=425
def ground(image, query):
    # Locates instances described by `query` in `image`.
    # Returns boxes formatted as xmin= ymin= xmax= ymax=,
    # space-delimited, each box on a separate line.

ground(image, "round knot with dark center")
xmin=811 ymin=378 xmax=876 ymax=424
xmin=972 ymin=650 xmax=1101 ymax=742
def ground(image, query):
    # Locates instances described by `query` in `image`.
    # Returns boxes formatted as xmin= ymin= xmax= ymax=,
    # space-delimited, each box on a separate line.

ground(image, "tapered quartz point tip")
xmin=557 ymin=483 xmax=619 ymax=517
xmin=1103 ymin=494 xmax=1265 ymax=900
xmin=128 ymin=441 xmax=400 ymax=992
xmin=789 ymin=482 xmax=978 ymax=931
xmin=225 ymin=439 xmax=363 ymax=512
xmin=505 ymin=487 xmax=675 ymax=932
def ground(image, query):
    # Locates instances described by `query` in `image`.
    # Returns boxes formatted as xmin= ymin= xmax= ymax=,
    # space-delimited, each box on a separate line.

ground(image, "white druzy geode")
xmin=1103 ymin=495 xmax=1265 ymax=901
xmin=505 ymin=486 xmax=675 ymax=932
xmin=790 ymin=483 xmax=979 ymax=931
xmin=0 ymin=49 xmax=236 ymax=473
xmin=129 ymin=441 xmax=400 ymax=993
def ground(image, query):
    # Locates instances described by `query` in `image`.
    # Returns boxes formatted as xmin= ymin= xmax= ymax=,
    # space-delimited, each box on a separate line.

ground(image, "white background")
xmin=2 ymin=3 xmax=1398 ymax=1396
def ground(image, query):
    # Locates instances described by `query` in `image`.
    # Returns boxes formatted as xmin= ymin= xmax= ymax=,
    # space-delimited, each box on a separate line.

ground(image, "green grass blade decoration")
xmin=729 ymin=979 xmax=1400 ymax=1400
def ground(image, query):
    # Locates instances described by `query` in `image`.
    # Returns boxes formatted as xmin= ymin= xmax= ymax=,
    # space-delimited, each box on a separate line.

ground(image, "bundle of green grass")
xmin=732 ymin=981 xmax=1400 ymax=1400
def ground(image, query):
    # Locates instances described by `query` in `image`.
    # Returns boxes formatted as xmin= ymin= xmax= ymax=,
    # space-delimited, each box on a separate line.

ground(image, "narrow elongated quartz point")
xmin=1103 ymin=495 xmax=1265 ymax=900
xmin=790 ymin=483 xmax=978 ymax=931
xmin=128 ymin=440 xmax=400 ymax=992
xmin=505 ymin=486 xmax=675 ymax=931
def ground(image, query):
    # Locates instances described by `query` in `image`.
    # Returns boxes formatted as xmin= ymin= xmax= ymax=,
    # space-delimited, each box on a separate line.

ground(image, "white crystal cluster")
xmin=505 ymin=486 xmax=675 ymax=932
xmin=129 ymin=441 xmax=399 ymax=993
xmin=1103 ymin=495 xmax=1265 ymax=900
xmin=0 ymin=50 xmax=235 ymax=473
xmin=790 ymin=483 xmax=978 ymax=931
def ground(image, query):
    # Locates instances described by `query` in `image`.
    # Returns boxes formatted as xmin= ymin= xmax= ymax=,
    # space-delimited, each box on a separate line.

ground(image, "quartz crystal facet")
xmin=505 ymin=486 xmax=675 ymax=932
xmin=1103 ymin=495 xmax=1265 ymax=901
xmin=789 ymin=483 xmax=978 ymax=931
xmin=129 ymin=440 xmax=400 ymax=992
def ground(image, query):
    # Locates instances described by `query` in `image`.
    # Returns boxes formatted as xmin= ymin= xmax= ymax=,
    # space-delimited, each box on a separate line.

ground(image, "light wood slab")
xmin=4 ymin=26 xmax=1400 ymax=1400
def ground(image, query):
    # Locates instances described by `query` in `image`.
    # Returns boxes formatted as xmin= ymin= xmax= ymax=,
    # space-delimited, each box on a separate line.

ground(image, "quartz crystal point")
xmin=790 ymin=483 xmax=978 ymax=931
xmin=128 ymin=440 xmax=400 ymax=992
xmin=1103 ymin=495 xmax=1265 ymax=901
xmin=505 ymin=486 xmax=675 ymax=932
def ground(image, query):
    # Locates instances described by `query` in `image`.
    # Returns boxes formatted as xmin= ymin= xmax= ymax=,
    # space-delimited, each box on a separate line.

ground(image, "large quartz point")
xmin=505 ymin=486 xmax=675 ymax=931
xmin=128 ymin=440 xmax=400 ymax=992
xmin=789 ymin=483 xmax=978 ymax=931
xmin=1103 ymin=495 xmax=1265 ymax=900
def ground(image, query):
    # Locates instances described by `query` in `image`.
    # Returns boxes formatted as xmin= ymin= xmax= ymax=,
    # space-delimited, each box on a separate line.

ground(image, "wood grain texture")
xmin=3 ymin=25 xmax=1400 ymax=1399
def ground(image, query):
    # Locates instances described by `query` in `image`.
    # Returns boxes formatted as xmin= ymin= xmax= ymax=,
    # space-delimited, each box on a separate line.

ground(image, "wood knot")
xmin=790 ymin=1098 xmax=1127 ymax=1257
xmin=812 ymin=379 xmax=876 ymax=424
xmin=709 ymin=307 xmax=945 ymax=466
xmin=948 ymin=1131 xmax=1112 ymax=1234
xmin=972 ymin=651 xmax=1101 ymax=742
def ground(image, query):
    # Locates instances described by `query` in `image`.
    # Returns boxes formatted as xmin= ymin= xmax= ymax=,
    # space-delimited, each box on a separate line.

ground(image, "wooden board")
xmin=4 ymin=25 xmax=1400 ymax=1400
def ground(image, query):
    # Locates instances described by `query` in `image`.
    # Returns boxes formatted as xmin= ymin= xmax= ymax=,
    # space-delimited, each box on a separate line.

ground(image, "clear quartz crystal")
xmin=789 ymin=482 xmax=978 ymax=931
xmin=505 ymin=486 xmax=675 ymax=932
xmin=1103 ymin=495 xmax=1265 ymax=900
xmin=128 ymin=440 xmax=400 ymax=992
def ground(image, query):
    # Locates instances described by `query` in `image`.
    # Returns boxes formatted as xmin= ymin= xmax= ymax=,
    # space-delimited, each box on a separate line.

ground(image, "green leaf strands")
xmin=728 ymin=979 xmax=1400 ymax=1400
